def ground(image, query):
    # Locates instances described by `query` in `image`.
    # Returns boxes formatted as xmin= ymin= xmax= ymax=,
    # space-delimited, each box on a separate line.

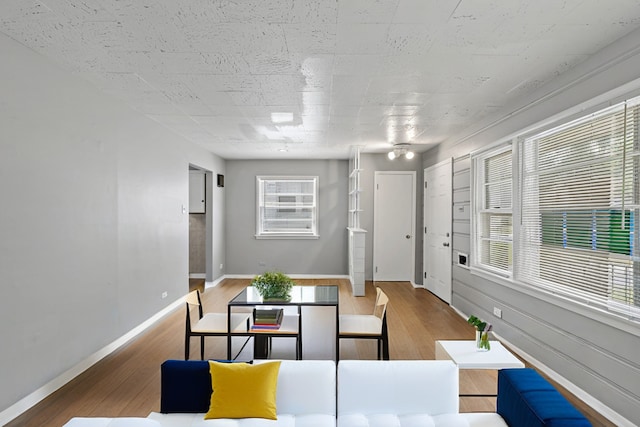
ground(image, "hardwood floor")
xmin=6 ymin=279 xmax=615 ymax=427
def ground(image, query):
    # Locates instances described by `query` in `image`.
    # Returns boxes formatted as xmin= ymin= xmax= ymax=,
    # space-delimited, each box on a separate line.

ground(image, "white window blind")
xmin=256 ymin=176 xmax=318 ymax=238
xmin=472 ymin=145 xmax=513 ymax=275
xmin=518 ymin=98 xmax=640 ymax=319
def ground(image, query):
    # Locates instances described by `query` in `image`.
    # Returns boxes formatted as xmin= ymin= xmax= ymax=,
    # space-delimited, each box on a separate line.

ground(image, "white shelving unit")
xmin=348 ymin=170 xmax=361 ymax=228
xmin=347 ymin=147 xmax=366 ymax=296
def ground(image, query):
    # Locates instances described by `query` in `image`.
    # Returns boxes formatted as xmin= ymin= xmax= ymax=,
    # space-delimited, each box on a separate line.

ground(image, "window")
xmin=256 ymin=176 xmax=318 ymax=239
xmin=518 ymin=98 xmax=640 ymax=318
xmin=471 ymin=144 xmax=514 ymax=276
xmin=471 ymin=96 xmax=640 ymax=322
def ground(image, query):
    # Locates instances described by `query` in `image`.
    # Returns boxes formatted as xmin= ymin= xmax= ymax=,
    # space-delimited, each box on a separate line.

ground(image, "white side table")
xmin=435 ymin=340 xmax=524 ymax=397
xmin=435 ymin=340 xmax=525 ymax=369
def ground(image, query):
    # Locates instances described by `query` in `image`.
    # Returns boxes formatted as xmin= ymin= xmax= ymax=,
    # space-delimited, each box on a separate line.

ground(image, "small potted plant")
xmin=467 ymin=315 xmax=492 ymax=351
xmin=251 ymin=271 xmax=295 ymax=301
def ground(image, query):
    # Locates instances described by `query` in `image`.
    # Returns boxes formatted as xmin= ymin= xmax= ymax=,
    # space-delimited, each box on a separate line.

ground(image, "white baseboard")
xmin=0 ymin=296 xmax=185 ymax=427
xmin=204 ymin=275 xmax=227 ymax=289
xmin=188 ymin=273 xmax=206 ymax=279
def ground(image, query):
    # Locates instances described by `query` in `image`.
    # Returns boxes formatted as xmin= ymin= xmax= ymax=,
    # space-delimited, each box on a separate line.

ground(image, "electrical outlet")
xmin=493 ymin=307 xmax=502 ymax=318
xmin=161 ymin=291 xmax=168 ymax=299
xmin=219 ymin=263 xmax=223 ymax=270
xmin=259 ymin=261 xmax=266 ymax=266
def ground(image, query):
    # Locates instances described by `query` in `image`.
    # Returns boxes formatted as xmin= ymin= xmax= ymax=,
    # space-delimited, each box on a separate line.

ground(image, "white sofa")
xmin=338 ymin=360 xmax=507 ymax=427
xmin=66 ymin=359 xmax=589 ymax=427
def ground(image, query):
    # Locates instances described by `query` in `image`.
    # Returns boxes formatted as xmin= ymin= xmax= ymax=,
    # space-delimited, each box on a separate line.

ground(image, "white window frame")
xmin=255 ymin=176 xmax=319 ymax=239
xmin=470 ymin=95 xmax=640 ymax=325
xmin=470 ymin=142 xmax=514 ymax=277
xmin=516 ymin=98 xmax=640 ymax=320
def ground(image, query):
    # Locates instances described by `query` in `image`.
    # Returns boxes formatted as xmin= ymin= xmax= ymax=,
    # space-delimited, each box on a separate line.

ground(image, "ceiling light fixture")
xmin=388 ymin=143 xmax=414 ymax=160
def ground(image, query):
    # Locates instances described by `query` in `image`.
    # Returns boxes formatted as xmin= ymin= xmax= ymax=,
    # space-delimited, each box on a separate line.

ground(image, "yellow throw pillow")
xmin=204 ymin=360 xmax=281 ymax=420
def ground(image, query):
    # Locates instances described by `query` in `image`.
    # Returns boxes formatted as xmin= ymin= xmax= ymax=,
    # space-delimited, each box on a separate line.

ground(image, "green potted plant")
xmin=251 ymin=271 xmax=295 ymax=301
xmin=467 ymin=315 xmax=492 ymax=351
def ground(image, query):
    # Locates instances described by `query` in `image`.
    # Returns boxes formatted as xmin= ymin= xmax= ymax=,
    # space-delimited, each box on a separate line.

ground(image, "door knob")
xmin=443 ymin=242 xmax=450 ymax=247
xmin=406 ymin=235 xmax=411 ymax=239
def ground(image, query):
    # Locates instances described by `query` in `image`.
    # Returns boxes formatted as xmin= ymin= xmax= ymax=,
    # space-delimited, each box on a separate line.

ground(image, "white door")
xmin=423 ymin=159 xmax=453 ymax=303
xmin=373 ymin=171 xmax=416 ymax=282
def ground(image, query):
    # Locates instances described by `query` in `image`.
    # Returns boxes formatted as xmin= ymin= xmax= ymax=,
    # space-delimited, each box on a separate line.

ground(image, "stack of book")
xmin=252 ymin=308 xmax=284 ymax=330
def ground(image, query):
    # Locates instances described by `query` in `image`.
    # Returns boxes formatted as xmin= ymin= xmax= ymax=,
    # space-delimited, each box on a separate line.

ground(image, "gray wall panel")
xmin=453 ymin=188 xmax=470 ymax=204
xmin=454 ymin=155 xmax=471 ymax=173
xmin=452 ymin=169 xmax=470 ymax=190
xmin=453 ymin=220 xmax=470 ymax=236
xmin=453 ymin=203 xmax=470 ymax=222
xmin=452 ymin=234 xmax=470 ymax=254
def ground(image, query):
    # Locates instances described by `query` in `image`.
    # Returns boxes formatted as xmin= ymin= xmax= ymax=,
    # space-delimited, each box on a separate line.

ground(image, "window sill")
xmin=255 ymin=234 xmax=319 ymax=240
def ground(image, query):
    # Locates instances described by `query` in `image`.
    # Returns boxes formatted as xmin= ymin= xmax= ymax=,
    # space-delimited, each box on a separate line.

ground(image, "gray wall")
xmin=225 ymin=160 xmax=348 ymax=275
xmin=0 ymin=33 xmax=226 ymax=415
xmin=422 ymin=28 xmax=640 ymax=423
xmin=359 ymin=154 xmax=424 ymax=283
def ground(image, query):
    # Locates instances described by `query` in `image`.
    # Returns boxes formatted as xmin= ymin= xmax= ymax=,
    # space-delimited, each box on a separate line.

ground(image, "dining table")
xmin=226 ymin=284 xmax=339 ymax=360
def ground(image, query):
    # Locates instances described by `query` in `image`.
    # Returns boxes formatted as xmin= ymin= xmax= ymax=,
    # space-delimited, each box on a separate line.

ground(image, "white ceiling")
xmin=3 ymin=0 xmax=640 ymax=159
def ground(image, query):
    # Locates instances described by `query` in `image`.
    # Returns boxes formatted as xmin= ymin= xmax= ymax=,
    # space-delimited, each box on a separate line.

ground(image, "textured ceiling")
xmin=2 ymin=0 xmax=640 ymax=159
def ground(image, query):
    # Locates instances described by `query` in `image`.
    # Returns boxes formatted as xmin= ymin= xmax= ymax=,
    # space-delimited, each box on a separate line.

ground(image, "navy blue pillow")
xmin=160 ymin=360 xmax=211 ymax=413
xmin=160 ymin=359 xmax=252 ymax=413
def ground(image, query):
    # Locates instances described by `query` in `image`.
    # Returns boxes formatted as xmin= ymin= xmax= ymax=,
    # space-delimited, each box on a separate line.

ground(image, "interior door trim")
xmin=373 ymin=170 xmax=417 ymax=282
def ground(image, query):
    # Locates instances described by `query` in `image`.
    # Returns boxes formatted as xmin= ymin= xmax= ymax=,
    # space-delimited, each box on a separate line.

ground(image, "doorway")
xmin=373 ymin=171 xmax=416 ymax=282
xmin=188 ymin=165 xmax=212 ymax=291
xmin=423 ymin=158 xmax=453 ymax=303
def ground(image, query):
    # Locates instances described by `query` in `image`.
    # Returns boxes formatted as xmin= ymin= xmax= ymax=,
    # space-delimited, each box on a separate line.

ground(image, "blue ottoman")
xmin=497 ymin=368 xmax=592 ymax=427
